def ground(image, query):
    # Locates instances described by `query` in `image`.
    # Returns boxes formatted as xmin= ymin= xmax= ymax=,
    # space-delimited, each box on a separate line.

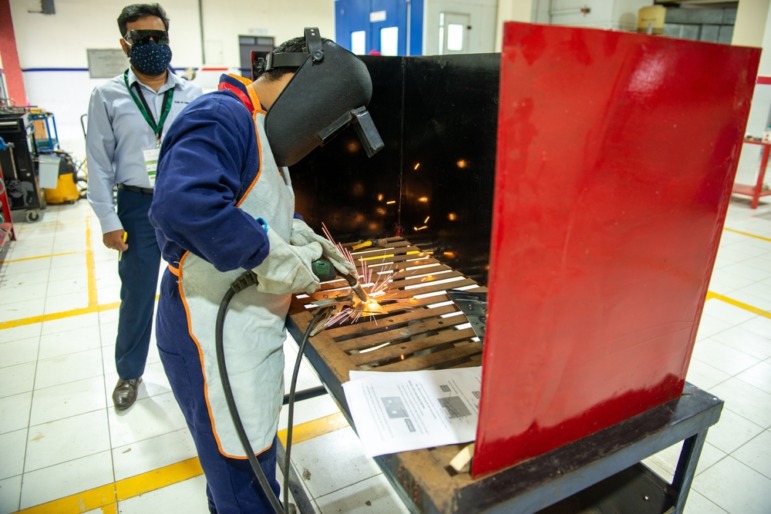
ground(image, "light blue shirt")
xmin=86 ymin=68 xmax=203 ymax=234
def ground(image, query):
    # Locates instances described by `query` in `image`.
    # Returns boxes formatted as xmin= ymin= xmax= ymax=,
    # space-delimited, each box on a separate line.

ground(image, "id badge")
xmin=143 ymin=147 xmax=160 ymax=187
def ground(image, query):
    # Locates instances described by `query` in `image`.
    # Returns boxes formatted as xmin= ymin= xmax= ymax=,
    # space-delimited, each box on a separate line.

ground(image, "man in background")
xmin=86 ymin=3 xmax=203 ymax=410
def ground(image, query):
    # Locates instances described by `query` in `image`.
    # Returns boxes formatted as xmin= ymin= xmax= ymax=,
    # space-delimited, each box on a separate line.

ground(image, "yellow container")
xmin=638 ymin=6 xmax=666 ymax=35
xmin=44 ymin=172 xmax=80 ymax=204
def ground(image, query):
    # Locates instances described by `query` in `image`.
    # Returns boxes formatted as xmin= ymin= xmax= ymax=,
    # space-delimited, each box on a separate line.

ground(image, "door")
xmin=239 ymin=35 xmax=275 ymax=78
xmin=335 ymin=0 xmax=422 ymax=55
xmin=439 ymin=12 xmax=470 ymax=54
xmin=424 ymin=0 xmax=497 ymax=55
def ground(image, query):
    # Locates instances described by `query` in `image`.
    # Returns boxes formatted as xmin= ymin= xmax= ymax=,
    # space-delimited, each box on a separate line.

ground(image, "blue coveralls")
xmin=149 ymin=74 xmax=296 ymax=513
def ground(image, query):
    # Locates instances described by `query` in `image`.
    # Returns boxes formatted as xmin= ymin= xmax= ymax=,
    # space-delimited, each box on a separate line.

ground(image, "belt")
xmin=118 ymin=183 xmax=154 ymax=195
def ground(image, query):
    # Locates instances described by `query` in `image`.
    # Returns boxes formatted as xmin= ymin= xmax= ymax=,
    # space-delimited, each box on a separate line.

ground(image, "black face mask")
xmin=128 ymin=40 xmax=172 ymax=76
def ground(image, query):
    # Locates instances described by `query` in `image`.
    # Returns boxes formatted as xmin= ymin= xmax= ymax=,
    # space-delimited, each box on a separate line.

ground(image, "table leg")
xmin=671 ymin=430 xmax=708 ymax=513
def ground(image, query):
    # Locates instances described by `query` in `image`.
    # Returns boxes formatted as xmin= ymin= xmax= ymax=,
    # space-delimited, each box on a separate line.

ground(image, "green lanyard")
xmin=124 ymin=70 xmax=174 ymax=144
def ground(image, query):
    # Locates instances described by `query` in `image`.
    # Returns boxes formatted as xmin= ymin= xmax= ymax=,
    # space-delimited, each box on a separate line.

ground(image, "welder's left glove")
xmin=290 ymin=218 xmax=357 ymax=277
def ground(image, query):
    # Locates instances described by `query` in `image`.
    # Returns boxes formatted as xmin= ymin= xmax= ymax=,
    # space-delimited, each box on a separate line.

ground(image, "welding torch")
xmin=311 ymin=258 xmax=369 ymax=302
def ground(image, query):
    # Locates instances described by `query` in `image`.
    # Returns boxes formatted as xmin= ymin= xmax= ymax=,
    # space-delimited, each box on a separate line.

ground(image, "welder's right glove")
xmin=253 ymin=225 xmax=323 ymax=295
xmin=290 ymin=218 xmax=357 ymax=277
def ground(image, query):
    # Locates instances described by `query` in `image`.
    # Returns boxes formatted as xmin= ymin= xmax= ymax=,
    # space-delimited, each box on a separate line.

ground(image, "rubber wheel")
xmin=26 ymin=210 xmax=40 ymax=222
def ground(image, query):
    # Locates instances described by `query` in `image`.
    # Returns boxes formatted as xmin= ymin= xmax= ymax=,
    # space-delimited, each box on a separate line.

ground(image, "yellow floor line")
xmin=100 ymin=503 xmax=118 ymax=514
xmin=724 ymin=227 xmax=771 ymax=243
xmin=14 ymin=413 xmax=349 ymax=513
xmin=278 ymin=411 xmax=349 ymax=446
xmin=114 ymin=457 xmax=203 ymax=501
xmin=86 ymin=218 xmax=98 ymax=307
xmin=706 ymin=291 xmax=771 ymax=319
xmin=15 ymin=484 xmax=115 ymax=514
xmin=0 ymin=302 xmax=121 ymax=331
xmin=0 ymin=251 xmax=81 ymax=264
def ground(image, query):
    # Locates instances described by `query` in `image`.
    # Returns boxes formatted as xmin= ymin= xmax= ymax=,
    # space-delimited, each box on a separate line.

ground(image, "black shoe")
xmin=113 ymin=377 xmax=142 ymax=410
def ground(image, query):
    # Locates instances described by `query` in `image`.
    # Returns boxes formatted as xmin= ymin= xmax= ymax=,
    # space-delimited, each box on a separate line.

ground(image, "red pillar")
xmin=0 ymin=0 xmax=27 ymax=106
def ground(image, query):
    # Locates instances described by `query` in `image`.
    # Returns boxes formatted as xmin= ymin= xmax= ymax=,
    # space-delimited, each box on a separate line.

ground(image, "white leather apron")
xmin=175 ymin=111 xmax=295 ymax=458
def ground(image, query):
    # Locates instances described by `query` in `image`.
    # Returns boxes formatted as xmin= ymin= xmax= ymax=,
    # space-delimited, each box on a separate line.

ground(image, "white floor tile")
xmin=0 ymin=337 xmax=40 ymax=369
xmin=44 ymin=289 xmax=89 ymax=314
xmin=37 ymin=324 xmax=101 ymax=360
xmin=715 ymin=261 xmax=771 ymax=283
xmin=29 ymin=375 xmax=106 ymax=426
xmin=0 ymin=323 xmax=41 ymax=345
xmin=707 ymin=271 xmax=757 ymax=294
xmin=0 ymin=429 xmax=27 ymax=480
xmin=686 ymin=358 xmax=731 ymax=390
xmin=0 ymin=268 xmax=50 ymax=287
xmin=314 ymin=473 xmax=410 ymax=514
xmin=692 ymin=456 xmax=771 ymax=514
xmin=290 ymin=427 xmax=381 ymax=499
xmin=0 ymin=297 xmax=46 ymax=323
xmin=694 ymin=316 xmax=733 ymax=340
xmin=739 ymin=316 xmax=771 ymax=339
xmin=0 ymin=474 xmax=22 ymax=514
xmin=705 ymin=409 xmax=764 ymax=454
xmin=0 ymin=362 xmax=36 ymax=398
xmin=24 ymin=410 xmax=110 ymax=472
xmin=279 ymin=395 xmax=342 ymax=431
xmin=6 ymin=242 xmax=54 ymax=260
xmin=711 ymin=377 xmax=771 ymax=428
xmin=106 ymin=391 xmax=187 ymax=448
xmin=19 ymin=451 xmax=114 ymax=510
xmin=737 ymin=361 xmax=771 ymax=394
xmin=0 ymin=392 xmax=32 ymax=435
xmin=45 ymin=275 xmax=89 ymax=297
xmin=99 ymin=321 xmax=118 ymax=347
xmin=684 ymin=489 xmax=729 ymax=514
xmin=40 ymin=312 xmax=99 ymax=335
xmin=710 ymin=325 xmax=771 ymax=361
xmin=117 ymin=475 xmax=209 ymax=514
xmin=48 ymin=253 xmax=86 ymax=271
xmin=34 ymin=348 xmax=104 ymax=389
xmin=732 ymin=430 xmax=771 ymax=479
xmin=691 ymin=338 xmax=760 ymax=376
xmin=112 ymin=428 xmax=198 ymax=481
xmin=702 ymin=299 xmax=757 ymax=325
xmin=0 ymin=281 xmax=47 ymax=305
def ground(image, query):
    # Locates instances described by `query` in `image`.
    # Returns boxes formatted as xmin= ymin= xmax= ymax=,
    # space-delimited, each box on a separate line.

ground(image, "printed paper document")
xmin=343 ymin=367 xmax=482 ymax=457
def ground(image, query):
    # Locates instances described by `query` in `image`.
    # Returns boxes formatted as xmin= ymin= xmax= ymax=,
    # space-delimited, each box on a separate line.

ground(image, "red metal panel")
xmin=473 ymin=22 xmax=759 ymax=478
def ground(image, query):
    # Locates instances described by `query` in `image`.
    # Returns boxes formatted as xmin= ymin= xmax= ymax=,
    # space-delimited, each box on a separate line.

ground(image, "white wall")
xmin=495 ymin=0 xmax=534 ymax=50
xmin=532 ymin=0 xmax=653 ymax=30
xmin=7 ymin=0 xmax=335 ymax=158
xmin=423 ymin=0 xmax=498 ymax=55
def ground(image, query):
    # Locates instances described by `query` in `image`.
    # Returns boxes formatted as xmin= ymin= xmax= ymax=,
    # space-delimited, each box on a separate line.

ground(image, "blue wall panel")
xmin=335 ymin=0 xmax=424 ymax=56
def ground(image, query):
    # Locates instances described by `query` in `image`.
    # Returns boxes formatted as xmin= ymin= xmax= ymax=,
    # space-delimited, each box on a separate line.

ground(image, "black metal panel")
xmin=400 ymin=54 xmax=499 ymax=284
xmin=290 ymin=56 xmax=404 ymax=243
xmin=289 ymin=54 xmax=500 ymax=284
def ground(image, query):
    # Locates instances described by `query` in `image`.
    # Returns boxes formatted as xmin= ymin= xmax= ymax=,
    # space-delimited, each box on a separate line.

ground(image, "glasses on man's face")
xmin=124 ymin=30 xmax=169 ymax=46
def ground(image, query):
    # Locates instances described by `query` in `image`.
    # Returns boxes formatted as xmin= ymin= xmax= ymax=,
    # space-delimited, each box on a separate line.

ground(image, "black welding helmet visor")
xmin=263 ymin=28 xmax=383 ymax=167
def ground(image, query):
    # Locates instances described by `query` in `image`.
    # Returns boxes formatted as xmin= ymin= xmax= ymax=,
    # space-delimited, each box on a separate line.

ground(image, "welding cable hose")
xmin=216 ymin=270 xmax=326 ymax=514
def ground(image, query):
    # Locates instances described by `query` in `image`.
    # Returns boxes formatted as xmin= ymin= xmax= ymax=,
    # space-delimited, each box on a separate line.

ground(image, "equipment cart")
xmin=0 ymin=111 xmax=46 ymax=222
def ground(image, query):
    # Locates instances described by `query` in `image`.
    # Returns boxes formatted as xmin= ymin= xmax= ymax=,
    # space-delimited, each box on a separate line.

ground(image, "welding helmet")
xmin=255 ymin=28 xmax=383 ymax=167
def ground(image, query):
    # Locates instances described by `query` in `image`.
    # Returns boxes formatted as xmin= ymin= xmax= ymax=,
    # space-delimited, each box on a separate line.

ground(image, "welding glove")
xmin=290 ymin=218 xmax=357 ymax=277
xmin=253 ymin=225 xmax=323 ymax=295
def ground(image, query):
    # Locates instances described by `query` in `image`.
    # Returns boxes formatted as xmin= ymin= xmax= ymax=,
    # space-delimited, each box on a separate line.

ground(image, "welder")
xmin=148 ymin=28 xmax=381 ymax=513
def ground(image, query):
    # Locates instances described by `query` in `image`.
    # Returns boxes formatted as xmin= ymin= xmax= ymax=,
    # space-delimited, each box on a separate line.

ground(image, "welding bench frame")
xmin=284 ymin=240 xmax=723 ymax=513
